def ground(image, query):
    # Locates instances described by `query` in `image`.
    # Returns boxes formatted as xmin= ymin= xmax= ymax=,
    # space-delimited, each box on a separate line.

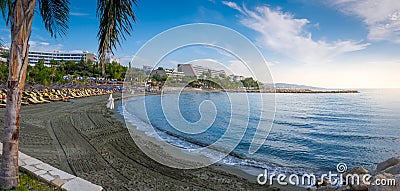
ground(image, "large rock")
xmin=368 ymin=173 xmax=400 ymax=191
xmin=368 ymin=156 xmax=400 ymax=191
xmin=344 ymin=166 xmax=369 ymax=177
xmin=377 ymin=156 xmax=400 ymax=172
xmin=381 ymin=163 xmax=400 ymax=175
xmin=342 ymin=166 xmax=369 ymax=191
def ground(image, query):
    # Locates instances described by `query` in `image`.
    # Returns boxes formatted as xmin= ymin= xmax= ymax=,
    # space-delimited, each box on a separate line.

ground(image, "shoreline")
xmin=117 ymin=95 xmax=306 ymax=191
xmin=0 ymin=93 xmax=304 ymax=190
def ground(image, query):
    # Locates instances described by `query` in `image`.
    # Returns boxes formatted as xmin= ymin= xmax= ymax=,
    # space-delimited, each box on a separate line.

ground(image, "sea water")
xmin=121 ymin=89 xmax=400 ymax=175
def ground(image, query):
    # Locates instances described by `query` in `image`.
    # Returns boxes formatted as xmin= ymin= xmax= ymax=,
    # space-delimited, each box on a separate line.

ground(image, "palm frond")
xmin=38 ymin=0 xmax=70 ymax=38
xmin=0 ymin=0 xmax=13 ymax=25
xmin=97 ymin=0 xmax=137 ymax=61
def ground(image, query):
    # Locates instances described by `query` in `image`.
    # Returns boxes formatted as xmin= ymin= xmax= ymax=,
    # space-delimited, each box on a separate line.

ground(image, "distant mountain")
xmin=263 ymin=83 xmax=326 ymax=90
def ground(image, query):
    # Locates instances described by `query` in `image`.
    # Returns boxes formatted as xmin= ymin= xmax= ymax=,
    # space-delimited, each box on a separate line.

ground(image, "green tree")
xmin=151 ymin=74 xmax=168 ymax=83
xmin=49 ymin=59 xmax=58 ymax=67
xmin=0 ymin=40 xmax=8 ymax=83
xmin=0 ymin=63 xmax=7 ymax=84
xmin=64 ymin=60 xmax=76 ymax=75
xmin=106 ymin=61 xmax=127 ymax=80
xmin=241 ymin=77 xmax=260 ymax=89
xmin=0 ymin=0 xmax=138 ymax=188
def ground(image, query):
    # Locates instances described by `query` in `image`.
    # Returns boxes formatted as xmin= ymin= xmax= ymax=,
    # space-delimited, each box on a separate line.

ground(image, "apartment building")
xmin=28 ymin=50 xmax=97 ymax=66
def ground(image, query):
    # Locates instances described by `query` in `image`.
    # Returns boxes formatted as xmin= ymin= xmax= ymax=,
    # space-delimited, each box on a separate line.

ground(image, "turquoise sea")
xmin=121 ymin=89 xmax=400 ymax=175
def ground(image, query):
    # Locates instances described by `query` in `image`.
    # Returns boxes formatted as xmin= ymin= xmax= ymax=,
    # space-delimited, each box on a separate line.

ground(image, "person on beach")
xmin=106 ymin=94 xmax=114 ymax=109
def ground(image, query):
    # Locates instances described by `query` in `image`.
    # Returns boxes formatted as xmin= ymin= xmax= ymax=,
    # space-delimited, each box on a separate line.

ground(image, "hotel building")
xmin=177 ymin=64 xmax=226 ymax=78
xmin=0 ymin=46 xmax=98 ymax=66
xmin=28 ymin=50 xmax=97 ymax=66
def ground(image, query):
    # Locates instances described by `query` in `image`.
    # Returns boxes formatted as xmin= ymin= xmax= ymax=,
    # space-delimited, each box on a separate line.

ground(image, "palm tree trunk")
xmin=0 ymin=0 xmax=36 ymax=189
xmin=102 ymin=61 xmax=105 ymax=78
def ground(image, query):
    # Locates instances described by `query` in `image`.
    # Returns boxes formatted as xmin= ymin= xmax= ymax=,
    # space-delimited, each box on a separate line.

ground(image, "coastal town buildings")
xmin=165 ymin=69 xmax=185 ymax=78
xmin=149 ymin=69 xmax=167 ymax=76
xmin=149 ymin=68 xmax=185 ymax=78
xmin=1 ymin=45 xmax=98 ymax=66
xmin=177 ymin=64 xmax=226 ymax=78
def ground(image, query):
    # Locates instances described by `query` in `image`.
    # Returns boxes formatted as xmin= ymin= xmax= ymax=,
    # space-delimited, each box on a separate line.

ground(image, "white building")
xmin=229 ymin=74 xmax=245 ymax=82
xmin=28 ymin=50 xmax=97 ymax=66
xmin=0 ymin=46 xmax=98 ymax=66
xmin=177 ymin=64 xmax=226 ymax=78
xmin=165 ymin=69 xmax=184 ymax=77
xmin=0 ymin=46 xmax=9 ymax=63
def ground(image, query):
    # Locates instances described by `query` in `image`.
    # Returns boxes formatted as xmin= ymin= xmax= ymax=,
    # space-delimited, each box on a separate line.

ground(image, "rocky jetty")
xmin=226 ymin=88 xmax=359 ymax=93
xmin=274 ymin=89 xmax=359 ymax=93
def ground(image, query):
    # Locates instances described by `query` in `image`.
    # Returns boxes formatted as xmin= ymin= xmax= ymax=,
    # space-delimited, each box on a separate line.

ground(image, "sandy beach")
xmin=0 ymin=92 xmax=304 ymax=191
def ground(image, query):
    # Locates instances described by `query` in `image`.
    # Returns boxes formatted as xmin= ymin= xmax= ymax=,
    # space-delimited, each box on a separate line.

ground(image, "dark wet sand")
xmin=0 ymin=93 xmax=304 ymax=191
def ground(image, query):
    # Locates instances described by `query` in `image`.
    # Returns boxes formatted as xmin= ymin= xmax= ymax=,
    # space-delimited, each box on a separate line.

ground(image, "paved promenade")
xmin=0 ymin=142 xmax=103 ymax=190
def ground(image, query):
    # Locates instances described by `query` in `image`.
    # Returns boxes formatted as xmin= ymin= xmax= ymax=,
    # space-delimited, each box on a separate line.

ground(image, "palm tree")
xmin=0 ymin=0 xmax=137 ymax=189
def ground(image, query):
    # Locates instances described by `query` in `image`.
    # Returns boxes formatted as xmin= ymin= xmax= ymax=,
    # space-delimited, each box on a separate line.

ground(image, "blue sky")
xmin=1 ymin=0 xmax=400 ymax=88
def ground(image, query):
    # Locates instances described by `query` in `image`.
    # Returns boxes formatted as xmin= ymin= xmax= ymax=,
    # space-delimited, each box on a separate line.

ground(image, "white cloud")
xmin=29 ymin=41 xmax=63 ymax=51
xmin=28 ymin=42 xmax=93 ymax=54
xmin=222 ymin=1 xmax=245 ymax=14
xmin=39 ymin=42 xmax=50 ymax=46
xmin=223 ymin=2 xmax=369 ymax=64
xmin=330 ymin=0 xmax=400 ymax=43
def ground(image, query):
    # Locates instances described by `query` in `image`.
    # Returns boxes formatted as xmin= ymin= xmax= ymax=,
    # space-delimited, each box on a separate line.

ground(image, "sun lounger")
xmin=27 ymin=98 xmax=41 ymax=104
xmin=47 ymin=95 xmax=62 ymax=101
xmin=29 ymin=96 xmax=44 ymax=104
xmin=70 ymin=93 xmax=81 ymax=98
xmin=39 ymin=97 xmax=51 ymax=103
